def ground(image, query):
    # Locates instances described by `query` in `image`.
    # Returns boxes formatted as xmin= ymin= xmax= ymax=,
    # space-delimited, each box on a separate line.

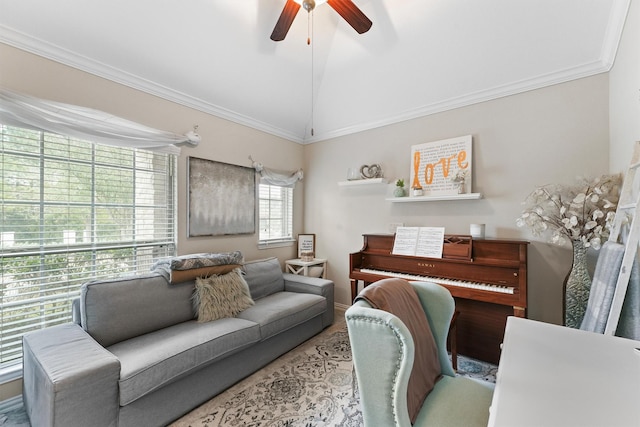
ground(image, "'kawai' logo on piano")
xmin=417 ymin=262 xmax=436 ymax=268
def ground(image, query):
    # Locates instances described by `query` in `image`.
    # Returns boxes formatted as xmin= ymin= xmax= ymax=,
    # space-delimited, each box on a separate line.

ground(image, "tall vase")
xmin=563 ymin=240 xmax=592 ymax=328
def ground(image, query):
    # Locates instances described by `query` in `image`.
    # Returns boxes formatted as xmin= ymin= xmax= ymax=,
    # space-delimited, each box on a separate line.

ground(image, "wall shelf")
xmin=386 ymin=192 xmax=483 ymax=202
xmin=338 ymin=178 xmax=387 ymax=186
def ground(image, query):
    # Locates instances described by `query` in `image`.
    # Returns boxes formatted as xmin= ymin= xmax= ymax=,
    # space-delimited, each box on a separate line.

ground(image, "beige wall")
xmin=0 ymin=42 xmax=305 ymax=263
xmin=610 ymin=0 xmax=640 ymax=174
xmin=304 ymin=75 xmax=610 ymax=324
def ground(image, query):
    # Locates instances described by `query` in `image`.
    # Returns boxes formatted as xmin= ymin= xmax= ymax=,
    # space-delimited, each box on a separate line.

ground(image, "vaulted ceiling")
xmin=0 ymin=0 xmax=630 ymax=143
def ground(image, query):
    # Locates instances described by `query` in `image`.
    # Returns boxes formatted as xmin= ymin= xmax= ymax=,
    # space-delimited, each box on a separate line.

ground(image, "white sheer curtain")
xmin=250 ymin=156 xmax=303 ymax=187
xmin=0 ymin=89 xmax=200 ymax=154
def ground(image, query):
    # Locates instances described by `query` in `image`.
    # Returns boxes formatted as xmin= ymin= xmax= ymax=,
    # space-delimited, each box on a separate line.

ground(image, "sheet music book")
xmin=392 ymin=226 xmax=445 ymax=258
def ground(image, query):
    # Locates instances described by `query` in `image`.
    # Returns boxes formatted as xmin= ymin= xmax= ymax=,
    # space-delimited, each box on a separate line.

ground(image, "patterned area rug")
xmin=0 ymin=312 xmax=497 ymax=427
xmin=169 ymin=312 xmax=497 ymax=427
xmin=170 ymin=325 xmax=361 ymax=427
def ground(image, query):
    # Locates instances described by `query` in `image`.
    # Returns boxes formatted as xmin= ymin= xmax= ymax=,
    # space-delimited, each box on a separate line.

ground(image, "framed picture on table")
xmin=297 ymin=234 xmax=316 ymax=260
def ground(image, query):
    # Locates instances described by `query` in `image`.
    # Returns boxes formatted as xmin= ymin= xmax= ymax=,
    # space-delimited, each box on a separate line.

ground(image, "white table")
xmin=488 ymin=316 xmax=640 ymax=427
xmin=284 ymin=258 xmax=327 ymax=278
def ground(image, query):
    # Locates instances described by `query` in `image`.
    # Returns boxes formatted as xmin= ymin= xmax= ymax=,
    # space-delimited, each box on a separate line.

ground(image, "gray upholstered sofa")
xmin=22 ymin=256 xmax=334 ymax=427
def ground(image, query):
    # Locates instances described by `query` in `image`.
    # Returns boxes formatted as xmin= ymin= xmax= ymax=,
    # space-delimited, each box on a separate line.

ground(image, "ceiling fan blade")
xmin=327 ymin=0 xmax=372 ymax=34
xmin=271 ymin=0 xmax=301 ymax=41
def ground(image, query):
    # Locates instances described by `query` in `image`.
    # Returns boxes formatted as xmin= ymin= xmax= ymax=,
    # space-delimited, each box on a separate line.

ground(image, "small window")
xmin=258 ymin=183 xmax=293 ymax=246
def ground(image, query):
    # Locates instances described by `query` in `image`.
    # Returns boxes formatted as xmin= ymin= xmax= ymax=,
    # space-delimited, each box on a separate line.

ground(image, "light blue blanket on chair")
xmin=581 ymin=241 xmax=640 ymax=339
xmin=616 ymin=256 xmax=640 ymax=340
xmin=581 ymin=241 xmax=625 ymax=333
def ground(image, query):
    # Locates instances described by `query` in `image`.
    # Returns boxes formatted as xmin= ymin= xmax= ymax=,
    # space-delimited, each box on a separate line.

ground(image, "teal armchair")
xmin=346 ymin=281 xmax=494 ymax=427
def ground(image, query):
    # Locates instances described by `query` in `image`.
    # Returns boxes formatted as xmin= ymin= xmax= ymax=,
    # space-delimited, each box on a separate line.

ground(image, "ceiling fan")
xmin=270 ymin=0 xmax=372 ymax=41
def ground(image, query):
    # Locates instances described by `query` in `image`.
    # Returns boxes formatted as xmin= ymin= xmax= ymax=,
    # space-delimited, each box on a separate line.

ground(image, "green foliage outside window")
xmin=0 ymin=124 xmax=176 ymax=366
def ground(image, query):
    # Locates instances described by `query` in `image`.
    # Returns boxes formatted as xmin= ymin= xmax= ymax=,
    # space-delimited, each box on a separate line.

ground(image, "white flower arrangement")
xmin=516 ymin=174 xmax=622 ymax=249
xmin=450 ymin=169 xmax=468 ymax=184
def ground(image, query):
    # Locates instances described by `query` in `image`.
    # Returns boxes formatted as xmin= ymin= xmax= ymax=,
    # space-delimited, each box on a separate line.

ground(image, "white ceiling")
xmin=0 ymin=0 xmax=631 ymax=143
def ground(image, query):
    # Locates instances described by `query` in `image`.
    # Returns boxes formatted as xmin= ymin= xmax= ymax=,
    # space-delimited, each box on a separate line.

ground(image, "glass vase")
xmin=563 ymin=240 xmax=592 ymax=328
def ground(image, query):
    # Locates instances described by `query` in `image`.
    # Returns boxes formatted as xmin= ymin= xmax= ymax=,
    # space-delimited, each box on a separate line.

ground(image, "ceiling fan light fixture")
xmin=293 ymin=0 xmax=327 ymax=11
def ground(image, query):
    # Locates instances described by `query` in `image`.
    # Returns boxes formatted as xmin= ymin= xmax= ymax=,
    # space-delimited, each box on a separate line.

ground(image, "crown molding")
xmin=305 ymin=58 xmax=613 ymax=144
xmin=0 ymin=25 xmax=305 ymax=144
xmin=599 ymin=0 xmax=632 ymax=69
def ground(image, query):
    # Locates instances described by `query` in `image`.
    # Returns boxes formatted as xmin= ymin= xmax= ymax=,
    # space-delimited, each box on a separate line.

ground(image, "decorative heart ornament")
xmin=360 ymin=164 xmax=383 ymax=179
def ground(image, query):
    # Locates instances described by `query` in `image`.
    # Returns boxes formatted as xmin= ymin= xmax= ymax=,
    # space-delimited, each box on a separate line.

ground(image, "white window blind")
xmin=0 ymin=124 xmax=176 ymax=368
xmin=258 ymin=183 xmax=293 ymax=244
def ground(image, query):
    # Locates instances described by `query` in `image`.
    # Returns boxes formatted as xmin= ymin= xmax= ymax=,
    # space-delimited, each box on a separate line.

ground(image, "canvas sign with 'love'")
xmin=410 ymin=135 xmax=472 ymax=196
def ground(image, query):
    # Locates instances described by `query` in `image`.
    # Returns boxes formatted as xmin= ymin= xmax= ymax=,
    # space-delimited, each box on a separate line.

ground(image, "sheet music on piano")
xmin=391 ymin=226 xmax=445 ymax=258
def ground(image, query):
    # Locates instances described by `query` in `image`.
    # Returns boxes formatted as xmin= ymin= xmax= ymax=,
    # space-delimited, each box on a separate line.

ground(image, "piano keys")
xmin=350 ymin=234 xmax=528 ymax=364
xmin=358 ymin=268 xmax=516 ymax=294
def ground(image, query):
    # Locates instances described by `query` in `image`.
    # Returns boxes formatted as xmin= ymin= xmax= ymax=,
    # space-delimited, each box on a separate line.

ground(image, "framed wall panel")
xmin=188 ymin=157 xmax=255 ymax=237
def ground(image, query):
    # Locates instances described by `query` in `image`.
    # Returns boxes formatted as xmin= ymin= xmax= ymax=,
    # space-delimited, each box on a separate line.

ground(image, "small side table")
xmin=285 ymin=258 xmax=327 ymax=279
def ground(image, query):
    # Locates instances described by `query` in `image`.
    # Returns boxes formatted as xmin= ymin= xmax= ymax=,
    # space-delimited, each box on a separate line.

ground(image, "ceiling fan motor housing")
xmin=302 ymin=0 xmax=316 ymax=12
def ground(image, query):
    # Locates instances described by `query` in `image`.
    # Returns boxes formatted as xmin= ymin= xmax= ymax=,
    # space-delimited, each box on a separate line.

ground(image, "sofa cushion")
xmin=236 ymin=291 xmax=326 ymax=340
xmin=414 ymin=376 xmax=494 ymax=427
xmin=242 ymin=257 xmax=285 ymax=300
xmin=108 ymin=317 xmax=260 ymax=406
xmin=80 ymin=274 xmax=195 ymax=347
xmin=193 ymin=268 xmax=254 ymax=322
xmin=167 ymin=264 xmax=241 ymax=284
xmin=151 ymin=251 xmax=244 ymax=283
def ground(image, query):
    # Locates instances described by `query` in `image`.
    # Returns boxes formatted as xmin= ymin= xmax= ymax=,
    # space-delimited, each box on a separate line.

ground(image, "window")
xmin=258 ymin=183 xmax=293 ymax=246
xmin=0 ymin=124 xmax=176 ymax=370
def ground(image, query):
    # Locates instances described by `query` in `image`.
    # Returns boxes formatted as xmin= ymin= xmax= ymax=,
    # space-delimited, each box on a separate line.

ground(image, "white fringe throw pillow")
xmin=193 ymin=268 xmax=254 ymax=322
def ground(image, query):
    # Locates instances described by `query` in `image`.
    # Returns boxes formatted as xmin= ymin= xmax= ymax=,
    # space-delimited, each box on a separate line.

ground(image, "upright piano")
xmin=350 ymin=234 xmax=528 ymax=364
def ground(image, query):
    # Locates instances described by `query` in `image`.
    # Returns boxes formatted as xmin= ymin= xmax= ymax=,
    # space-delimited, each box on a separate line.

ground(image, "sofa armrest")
xmin=22 ymin=323 xmax=120 ymax=427
xmin=283 ymin=273 xmax=334 ymax=327
xmin=71 ymin=298 xmax=81 ymax=325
